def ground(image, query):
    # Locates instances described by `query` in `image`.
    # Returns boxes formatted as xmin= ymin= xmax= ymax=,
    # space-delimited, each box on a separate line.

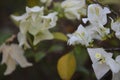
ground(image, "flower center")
xmin=95 ymin=53 xmax=106 ymax=64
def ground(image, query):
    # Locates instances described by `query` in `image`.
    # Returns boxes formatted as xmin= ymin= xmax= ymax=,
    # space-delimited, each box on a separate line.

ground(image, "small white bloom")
xmin=87 ymin=4 xmax=111 ymax=25
xmin=61 ymin=0 xmax=86 ymax=20
xmin=67 ymin=25 xmax=92 ymax=46
xmin=87 ymin=48 xmax=120 ymax=80
xmin=0 ymin=43 xmax=32 ymax=75
xmin=11 ymin=6 xmax=58 ymax=46
xmin=82 ymin=4 xmax=110 ymax=40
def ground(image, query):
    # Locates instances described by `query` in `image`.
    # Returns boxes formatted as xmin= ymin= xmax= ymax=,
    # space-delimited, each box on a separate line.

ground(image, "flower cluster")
xmin=68 ymin=4 xmax=111 ymax=46
xmin=66 ymin=2 xmax=120 ymax=80
xmin=0 ymin=43 xmax=32 ymax=75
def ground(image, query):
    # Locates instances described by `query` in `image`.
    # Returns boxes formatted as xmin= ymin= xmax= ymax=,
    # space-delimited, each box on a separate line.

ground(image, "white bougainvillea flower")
xmin=86 ymin=24 xmax=110 ymax=40
xmin=67 ymin=24 xmax=92 ymax=46
xmin=0 ymin=43 xmax=32 ymax=75
xmin=111 ymin=18 xmax=120 ymax=40
xmin=11 ymin=6 xmax=44 ymax=35
xmin=87 ymin=48 xmax=120 ymax=80
xmin=61 ymin=0 xmax=86 ymax=20
xmin=40 ymin=0 xmax=52 ymax=6
xmin=86 ymin=4 xmax=111 ymax=25
xmin=82 ymin=4 xmax=110 ymax=41
xmin=11 ymin=6 xmax=58 ymax=46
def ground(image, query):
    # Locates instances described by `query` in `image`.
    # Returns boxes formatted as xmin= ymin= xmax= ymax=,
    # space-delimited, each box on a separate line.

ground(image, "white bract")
xmin=87 ymin=48 xmax=120 ymax=80
xmin=112 ymin=56 xmax=120 ymax=80
xmin=85 ymin=4 xmax=111 ymax=25
xmin=83 ymin=4 xmax=111 ymax=40
xmin=86 ymin=24 xmax=110 ymax=40
xmin=67 ymin=25 xmax=92 ymax=46
xmin=0 ymin=43 xmax=32 ymax=75
xmin=17 ymin=32 xmax=30 ymax=49
xmin=61 ymin=0 xmax=86 ymax=20
xmin=11 ymin=6 xmax=58 ymax=46
xmin=111 ymin=18 xmax=120 ymax=40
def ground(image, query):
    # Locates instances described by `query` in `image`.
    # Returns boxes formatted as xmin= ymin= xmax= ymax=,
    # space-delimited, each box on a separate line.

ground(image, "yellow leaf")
xmin=52 ymin=32 xmax=68 ymax=41
xmin=57 ymin=52 xmax=76 ymax=80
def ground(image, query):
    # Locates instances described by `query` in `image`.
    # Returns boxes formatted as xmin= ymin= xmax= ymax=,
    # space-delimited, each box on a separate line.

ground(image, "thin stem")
xmin=105 ymin=48 xmax=120 ymax=51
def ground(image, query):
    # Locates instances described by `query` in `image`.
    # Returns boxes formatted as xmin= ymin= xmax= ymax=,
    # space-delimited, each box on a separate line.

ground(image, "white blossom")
xmin=61 ymin=0 xmax=86 ymax=20
xmin=87 ymin=48 xmax=120 ymax=80
xmin=87 ymin=4 xmax=111 ymax=25
xmin=11 ymin=6 xmax=58 ymax=46
xmin=0 ymin=43 xmax=32 ymax=75
xmin=82 ymin=4 xmax=111 ymax=40
xmin=67 ymin=24 xmax=92 ymax=46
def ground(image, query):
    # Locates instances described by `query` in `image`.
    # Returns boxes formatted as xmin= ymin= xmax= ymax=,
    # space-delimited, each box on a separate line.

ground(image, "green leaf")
xmin=25 ymin=49 xmax=46 ymax=62
xmin=74 ymin=45 xmax=88 ymax=65
xmin=0 ymin=33 xmax=12 ymax=45
xmin=74 ymin=46 xmax=89 ymax=77
xmin=24 ymin=49 xmax=35 ymax=58
xmin=48 ymin=44 xmax=64 ymax=52
xmin=34 ymin=51 xmax=46 ymax=62
xmin=52 ymin=32 xmax=68 ymax=41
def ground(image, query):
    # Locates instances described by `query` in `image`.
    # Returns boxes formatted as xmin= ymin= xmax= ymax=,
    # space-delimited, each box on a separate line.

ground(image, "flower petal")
xmin=1 ymin=45 xmax=9 ymax=64
xmin=11 ymin=13 xmax=27 ymax=22
xmin=33 ymin=30 xmax=53 ymax=45
xmin=41 ymin=12 xmax=58 ymax=29
xmin=92 ymin=62 xmax=110 ymax=79
xmin=17 ymin=32 xmax=30 ymax=49
xmin=106 ymin=57 xmax=120 ymax=73
xmin=4 ymin=56 xmax=16 ymax=75
xmin=115 ymin=55 xmax=120 ymax=64
xmin=87 ymin=48 xmax=113 ymax=63
xmin=26 ymin=6 xmax=44 ymax=13
xmin=9 ymin=44 xmax=32 ymax=68
xmin=115 ymin=32 xmax=120 ymax=40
